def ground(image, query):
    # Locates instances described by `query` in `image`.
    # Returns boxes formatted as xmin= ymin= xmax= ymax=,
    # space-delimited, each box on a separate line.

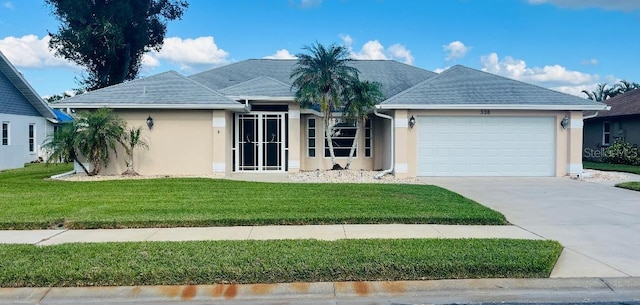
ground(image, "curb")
xmin=1 ymin=278 xmax=639 ymax=304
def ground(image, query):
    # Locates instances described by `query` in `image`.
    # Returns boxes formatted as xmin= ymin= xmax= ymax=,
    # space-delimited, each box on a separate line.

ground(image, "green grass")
xmin=0 ymin=239 xmax=562 ymax=287
xmin=583 ymin=161 xmax=640 ymax=175
xmin=0 ymin=164 xmax=507 ymax=229
xmin=616 ymin=181 xmax=640 ymax=192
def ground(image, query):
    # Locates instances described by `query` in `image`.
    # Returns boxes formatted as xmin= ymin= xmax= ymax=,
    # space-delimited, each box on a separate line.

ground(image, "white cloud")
xmin=580 ymin=58 xmax=599 ymax=66
xmin=145 ymin=36 xmax=230 ymax=71
xmin=3 ymin=2 xmax=13 ymax=9
xmin=263 ymin=49 xmax=297 ymax=59
xmin=433 ymin=67 xmax=449 ymax=73
xmin=443 ymin=41 xmax=470 ymax=61
xmin=480 ymin=52 xmax=603 ymax=96
xmin=527 ymin=0 xmax=640 ymax=11
xmin=340 ymin=34 xmax=415 ymax=65
xmin=0 ymin=35 xmax=78 ymax=69
xmin=387 ymin=44 xmax=414 ymax=65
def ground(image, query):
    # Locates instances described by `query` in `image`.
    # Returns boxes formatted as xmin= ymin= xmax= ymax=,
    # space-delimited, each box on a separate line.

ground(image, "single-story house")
xmin=0 ymin=50 xmax=59 ymax=170
xmin=583 ymin=88 xmax=640 ymax=160
xmin=54 ymin=59 xmax=607 ymax=177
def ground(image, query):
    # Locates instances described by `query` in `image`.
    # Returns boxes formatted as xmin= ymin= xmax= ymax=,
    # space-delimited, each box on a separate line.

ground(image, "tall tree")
xmin=343 ymin=80 xmax=384 ymax=169
xmin=46 ymin=0 xmax=188 ymax=91
xmin=610 ymin=80 xmax=640 ymax=98
xmin=291 ymin=42 xmax=359 ymax=169
xmin=582 ymin=83 xmax=613 ymax=101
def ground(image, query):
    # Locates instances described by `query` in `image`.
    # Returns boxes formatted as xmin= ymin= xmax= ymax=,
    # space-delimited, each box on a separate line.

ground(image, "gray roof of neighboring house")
xmin=55 ymin=71 xmax=242 ymax=109
xmin=0 ymin=51 xmax=55 ymax=119
xmin=218 ymin=76 xmax=293 ymax=98
xmin=595 ymin=88 xmax=640 ymax=118
xmin=190 ymin=59 xmax=437 ymax=99
xmin=380 ymin=65 xmax=608 ymax=110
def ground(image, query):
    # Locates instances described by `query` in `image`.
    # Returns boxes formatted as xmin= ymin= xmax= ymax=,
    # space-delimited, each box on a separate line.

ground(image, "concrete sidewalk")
xmin=0 ymin=224 xmax=541 ymax=246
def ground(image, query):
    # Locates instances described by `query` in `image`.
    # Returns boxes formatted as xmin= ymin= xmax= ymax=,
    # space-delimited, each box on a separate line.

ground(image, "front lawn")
xmin=0 ymin=239 xmax=562 ymax=287
xmin=0 ymin=164 xmax=507 ymax=229
xmin=583 ymin=161 xmax=640 ymax=175
xmin=616 ymin=181 xmax=640 ymax=192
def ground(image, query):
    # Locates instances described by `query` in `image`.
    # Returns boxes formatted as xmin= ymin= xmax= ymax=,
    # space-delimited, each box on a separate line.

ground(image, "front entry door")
xmin=235 ymin=113 xmax=287 ymax=171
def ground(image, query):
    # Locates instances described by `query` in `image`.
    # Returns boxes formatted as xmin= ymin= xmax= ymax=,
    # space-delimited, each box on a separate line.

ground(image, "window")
xmin=28 ymin=124 xmax=35 ymax=153
xmin=602 ymin=121 xmax=611 ymax=146
xmin=1 ymin=122 xmax=8 ymax=145
xmin=307 ymin=118 xmax=316 ymax=157
xmin=364 ymin=119 xmax=372 ymax=157
xmin=324 ymin=118 xmax=371 ymax=158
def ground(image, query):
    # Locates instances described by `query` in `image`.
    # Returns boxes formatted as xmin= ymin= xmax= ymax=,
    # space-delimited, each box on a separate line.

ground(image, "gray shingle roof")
xmin=596 ymin=88 xmax=640 ymax=118
xmin=189 ymin=59 xmax=437 ymax=99
xmin=56 ymin=71 xmax=240 ymax=108
xmin=0 ymin=51 xmax=55 ymax=119
xmin=218 ymin=76 xmax=293 ymax=97
xmin=381 ymin=65 xmax=608 ymax=110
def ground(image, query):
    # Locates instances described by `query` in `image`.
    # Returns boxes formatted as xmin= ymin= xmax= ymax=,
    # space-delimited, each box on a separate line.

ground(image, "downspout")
xmin=373 ymin=108 xmax=394 ymax=179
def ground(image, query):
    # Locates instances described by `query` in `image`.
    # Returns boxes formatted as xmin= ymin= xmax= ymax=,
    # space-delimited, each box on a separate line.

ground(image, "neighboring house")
xmin=0 ymin=51 xmax=58 ymax=171
xmin=583 ymin=88 xmax=640 ymax=160
xmin=54 ymin=59 xmax=606 ymax=177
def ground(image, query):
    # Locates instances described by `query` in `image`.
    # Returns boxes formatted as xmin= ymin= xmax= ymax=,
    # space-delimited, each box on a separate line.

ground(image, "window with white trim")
xmin=2 ymin=122 xmax=8 ymax=146
xmin=602 ymin=121 xmax=611 ymax=146
xmin=364 ymin=119 xmax=372 ymax=157
xmin=324 ymin=118 xmax=371 ymax=158
xmin=28 ymin=124 xmax=35 ymax=153
xmin=307 ymin=118 xmax=316 ymax=157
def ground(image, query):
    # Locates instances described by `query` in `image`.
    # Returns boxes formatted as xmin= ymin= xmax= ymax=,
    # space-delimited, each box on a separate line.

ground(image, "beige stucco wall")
xmin=389 ymin=109 xmax=583 ymax=178
xmin=101 ymin=109 xmax=219 ymax=176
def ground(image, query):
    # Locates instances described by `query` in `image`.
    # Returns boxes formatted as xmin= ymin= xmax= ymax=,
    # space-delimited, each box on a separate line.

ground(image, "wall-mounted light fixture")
xmin=146 ymin=115 xmax=154 ymax=129
xmin=408 ymin=115 xmax=416 ymax=129
xmin=560 ymin=115 xmax=569 ymax=129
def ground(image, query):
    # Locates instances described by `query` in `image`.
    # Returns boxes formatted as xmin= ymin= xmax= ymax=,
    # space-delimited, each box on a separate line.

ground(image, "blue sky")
xmin=0 ymin=0 xmax=639 ymax=97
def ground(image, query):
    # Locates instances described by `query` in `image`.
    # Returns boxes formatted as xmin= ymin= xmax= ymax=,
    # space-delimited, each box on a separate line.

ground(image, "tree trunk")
xmin=324 ymin=116 xmax=339 ymax=169
xmin=73 ymin=157 xmax=92 ymax=176
xmin=345 ymin=119 xmax=361 ymax=170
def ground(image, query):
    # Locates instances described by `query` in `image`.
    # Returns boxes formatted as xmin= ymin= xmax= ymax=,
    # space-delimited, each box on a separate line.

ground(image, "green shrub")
xmin=603 ymin=138 xmax=640 ymax=165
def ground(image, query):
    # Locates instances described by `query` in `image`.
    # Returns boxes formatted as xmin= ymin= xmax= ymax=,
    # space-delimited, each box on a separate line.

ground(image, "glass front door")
xmin=235 ymin=112 xmax=287 ymax=171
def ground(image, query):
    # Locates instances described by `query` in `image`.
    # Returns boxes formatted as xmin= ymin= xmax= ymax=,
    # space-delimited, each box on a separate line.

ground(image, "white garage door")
xmin=417 ymin=116 xmax=555 ymax=176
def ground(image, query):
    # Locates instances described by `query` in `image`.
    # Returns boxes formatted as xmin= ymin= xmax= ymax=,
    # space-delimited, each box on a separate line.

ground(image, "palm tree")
xmin=610 ymin=80 xmax=640 ymax=98
xmin=74 ymin=108 xmax=126 ymax=175
xmin=121 ymin=127 xmax=148 ymax=176
xmin=291 ymin=42 xmax=359 ymax=169
xmin=43 ymin=123 xmax=90 ymax=175
xmin=343 ymin=80 xmax=384 ymax=169
xmin=582 ymin=83 xmax=613 ymax=101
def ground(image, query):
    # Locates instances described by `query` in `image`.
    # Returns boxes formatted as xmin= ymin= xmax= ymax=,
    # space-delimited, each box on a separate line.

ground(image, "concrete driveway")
xmin=419 ymin=177 xmax=640 ymax=278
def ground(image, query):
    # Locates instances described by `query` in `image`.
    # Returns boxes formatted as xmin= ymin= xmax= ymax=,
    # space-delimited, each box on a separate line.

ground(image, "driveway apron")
xmin=419 ymin=177 xmax=640 ymax=278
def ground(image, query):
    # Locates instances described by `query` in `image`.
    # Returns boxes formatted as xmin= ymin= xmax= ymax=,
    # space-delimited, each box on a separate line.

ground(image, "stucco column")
xmin=567 ymin=111 xmax=584 ymax=176
xmin=212 ymin=111 xmax=227 ymax=174
xmin=394 ymin=110 xmax=409 ymax=178
xmin=288 ymin=104 xmax=301 ymax=173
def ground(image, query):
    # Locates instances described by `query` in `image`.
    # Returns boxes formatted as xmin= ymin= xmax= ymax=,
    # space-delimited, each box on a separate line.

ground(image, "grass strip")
xmin=583 ymin=161 xmax=640 ymax=175
xmin=0 ymin=239 xmax=562 ymax=287
xmin=616 ymin=181 xmax=640 ymax=192
xmin=0 ymin=164 xmax=507 ymax=229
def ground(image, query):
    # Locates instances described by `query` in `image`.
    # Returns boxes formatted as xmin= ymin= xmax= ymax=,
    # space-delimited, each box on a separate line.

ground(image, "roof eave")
xmin=376 ymin=104 xmax=609 ymax=111
xmin=226 ymin=96 xmax=295 ymax=102
xmin=0 ymin=52 xmax=56 ymax=119
xmin=53 ymin=103 xmax=249 ymax=111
